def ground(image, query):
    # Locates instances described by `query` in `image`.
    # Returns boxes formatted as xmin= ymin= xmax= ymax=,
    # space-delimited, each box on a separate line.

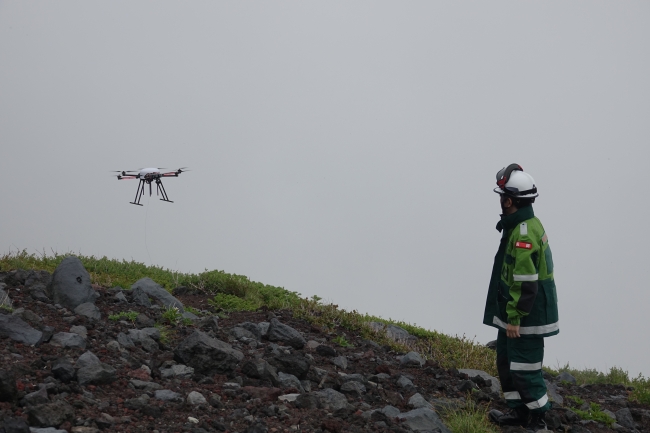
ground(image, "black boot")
xmin=526 ymin=411 xmax=547 ymax=431
xmin=489 ymin=406 xmax=530 ymax=426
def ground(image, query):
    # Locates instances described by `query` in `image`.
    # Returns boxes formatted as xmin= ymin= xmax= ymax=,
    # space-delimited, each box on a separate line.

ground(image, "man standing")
xmin=484 ymin=164 xmax=559 ymax=430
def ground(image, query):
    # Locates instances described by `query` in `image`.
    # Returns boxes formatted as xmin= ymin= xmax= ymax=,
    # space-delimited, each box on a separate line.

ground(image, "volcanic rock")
xmin=0 ymin=313 xmax=43 ymax=345
xmin=50 ymin=332 xmax=86 ymax=349
xmin=0 ymin=369 xmax=18 ymax=402
xmin=398 ymin=407 xmax=452 ymax=433
xmin=130 ymin=278 xmax=184 ymax=311
xmin=74 ymin=302 xmax=101 ymax=320
xmin=27 ymin=400 xmax=75 ymax=427
xmin=173 ymin=330 xmax=244 ymax=375
xmin=47 ymin=256 xmax=96 ymax=310
xmin=267 ymin=318 xmax=306 ymax=349
xmin=76 ymin=363 xmax=117 ymax=386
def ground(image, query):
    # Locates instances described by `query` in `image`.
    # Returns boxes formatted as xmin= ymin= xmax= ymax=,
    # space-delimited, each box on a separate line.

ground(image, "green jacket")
xmin=483 ymin=206 xmax=559 ymax=338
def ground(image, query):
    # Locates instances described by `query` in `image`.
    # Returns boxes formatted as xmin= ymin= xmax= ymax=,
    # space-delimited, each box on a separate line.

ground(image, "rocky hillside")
xmin=1 ymin=256 xmax=649 ymax=433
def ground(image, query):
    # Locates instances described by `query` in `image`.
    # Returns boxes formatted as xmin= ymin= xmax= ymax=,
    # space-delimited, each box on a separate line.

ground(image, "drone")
xmin=114 ymin=167 xmax=188 ymax=206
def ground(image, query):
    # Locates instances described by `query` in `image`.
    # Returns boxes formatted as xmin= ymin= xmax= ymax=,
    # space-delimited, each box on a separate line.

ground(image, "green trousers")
xmin=496 ymin=331 xmax=550 ymax=413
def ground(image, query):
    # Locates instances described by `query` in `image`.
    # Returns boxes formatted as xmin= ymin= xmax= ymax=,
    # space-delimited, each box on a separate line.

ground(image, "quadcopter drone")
xmin=114 ymin=167 xmax=187 ymax=206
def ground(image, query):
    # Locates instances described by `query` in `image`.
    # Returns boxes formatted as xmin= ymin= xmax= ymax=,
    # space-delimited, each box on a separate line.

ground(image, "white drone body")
xmin=114 ymin=167 xmax=187 ymax=206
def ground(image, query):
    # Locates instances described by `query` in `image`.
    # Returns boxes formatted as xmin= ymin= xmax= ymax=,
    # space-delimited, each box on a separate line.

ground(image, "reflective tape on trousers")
xmin=511 ymin=362 xmax=542 ymax=371
xmin=513 ymin=274 xmax=538 ymax=282
xmin=504 ymin=391 xmax=522 ymax=400
xmin=526 ymin=394 xmax=549 ymax=410
xmin=492 ymin=316 xmax=560 ymax=335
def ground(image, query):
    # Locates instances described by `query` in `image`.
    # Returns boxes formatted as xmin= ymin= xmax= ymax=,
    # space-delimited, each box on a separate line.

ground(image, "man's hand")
xmin=506 ymin=324 xmax=520 ymax=338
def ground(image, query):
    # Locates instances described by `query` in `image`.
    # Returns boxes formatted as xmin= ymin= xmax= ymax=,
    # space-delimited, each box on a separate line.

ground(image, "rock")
xmin=485 ymin=340 xmax=497 ymax=350
xmin=135 ymin=313 xmax=155 ymax=328
xmin=545 ymin=410 xmax=562 ymax=430
xmin=173 ymin=330 xmax=244 ymax=375
xmin=116 ymin=332 xmax=135 ymax=348
xmin=24 ymin=270 xmax=52 ymax=287
xmin=458 ymin=380 xmax=479 ymax=392
xmin=28 ymin=428 xmax=68 ymax=433
xmin=294 ymin=393 xmax=320 ymax=409
xmin=231 ymin=326 xmax=257 ymax=340
xmin=27 ymin=400 xmax=75 ymax=427
xmin=130 ymin=379 xmax=163 ymax=391
xmin=615 ymin=408 xmax=635 ymax=429
xmin=258 ymin=321 xmax=270 ymax=336
xmin=106 ymin=340 xmax=120 ymax=352
xmin=114 ymin=291 xmax=128 ymax=303
xmin=238 ymin=322 xmax=262 ymax=340
xmin=155 ymin=389 xmax=184 ymax=402
xmin=277 ymin=372 xmax=304 ymax=392
xmin=241 ymin=359 xmax=279 ymax=385
xmin=340 ymin=381 xmax=366 ymax=396
xmin=332 ymin=355 xmax=348 ymax=370
xmin=242 ymin=386 xmax=282 ymax=401
xmin=130 ymin=286 xmax=152 ymax=307
xmin=2 ymin=417 xmax=29 ymax=433
xmin=124 ymin=393 xmax=150 ymax=410
xmin=51 ymin=358 xmax=75 ymax=383
xmin=269 ymin=354 xmax=311 ymax=380
xmin=74 ymin=351 xmax=101 ymax=369
xmin=267 ymin=318 xmax=306 ymax=349
xmin=69 ymin=325 xmax=88 ymax=339
xmin=398 ymin=407 xmax=452 ymax=433
xmin=187 ymin=391 xmax=207 ymax=405
xmin=544 ymin=379 xmax=564 ymax=406
xmin=313 ymin=388 xmax=352 ymax=412
xmin=71 ymin=428 xmax=100 ymax=433
xmin=47 ymin=256 xmax=96 ymax=310
xmin=0 ymin=288 xmax=12 ymax=309
xmin=316 ymin=345 xmax=337 ymax=357
xmin=76 ymin=363 xmax=117 ymax=386
xmin=244 ymin=423 xmax=268 ymax=433
xmin=369 ymin=322 xmax=417 ymax=344
xmin=196 ymin=315 xmax=219 ymax=332
xmin=21 ymin=309 xmax=43 ymax=323
xmin=400 ymin=351 xmax=425 ymax=368
xmin=408 ymin=393 xmax=433 ymax=409
xmin=397 ymin=375 xmax=415 ymax=389
xmin=21 ymin=386 xmax=50 ymax=407
xmin=74 ymin=302 xmax=101 ymax=320
xmin=0 ymin=313 xmax=43 ymax=345
xmin=127 ymin=329 xmax=158 ymax=352
xmin=0 ymin=369 xmax=18 ymax=402
xmin=556 ymin=371 xmax=577 ymax=384
xmin=130 ymin=278 xmax=184 ymax=312
xmin=459 ymin=369 xmax=502 ymax=394
xmin=160 ymin=364 xmax=195 ymax=379
xmin=381 ymin=405 xmax=401 ymax=418
xmin=50 ymin=332 xmax=86 ymax=349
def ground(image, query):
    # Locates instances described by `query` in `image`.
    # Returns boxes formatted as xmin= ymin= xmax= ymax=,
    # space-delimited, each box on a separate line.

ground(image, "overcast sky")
xmin=2 ymin=2 xmax=649 ymax=377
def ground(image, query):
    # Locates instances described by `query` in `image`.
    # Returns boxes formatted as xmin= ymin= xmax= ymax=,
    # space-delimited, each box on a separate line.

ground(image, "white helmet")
xmin=494 ymin=164 xmax=539 ymax=198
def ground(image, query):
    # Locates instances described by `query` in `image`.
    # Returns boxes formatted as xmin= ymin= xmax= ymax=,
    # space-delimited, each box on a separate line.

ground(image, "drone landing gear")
xmin=129 ymin=179 xmax=174 ymax=205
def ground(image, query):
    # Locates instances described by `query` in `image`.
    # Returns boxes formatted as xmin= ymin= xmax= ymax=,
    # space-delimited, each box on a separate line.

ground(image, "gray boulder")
xmin=196 ymin=315 xmax=219 ymax=332
xmin=340 ymin=381 xmax=366 ymax=396
xmin=241 ymin=359 xmax=279 ymax=385
xmin=615 ymin=408 xmax=635 ymax=429
xmin=381 ymin=405 xmax=401 ymax=418
xmin=0 ymin=369 xmax=18 ymax=402
xmin=24 ymin=270 xmax=52 ymax=288
xmin=231 ymin=326 xmax=257 ymax=341
xmin=154 ymin=389 xmax=183 ymax=402
xmin=269 ymin=354 xmax=311 ymax=380
xmin=27 ymin=400 xmax=74 ymax=428
xmin=544 ymin=379 xmax=564 ymax=406
xmin=0 ymin=313 xmax=43 ymax=345
xmin=397 ymin=375 xmax=415 ymax=390
xmin=50 ymin=332 xmax=86 ymax=349
xmin=173 ymin=330 xmax=244 ymax=375
xmin=131 ymin=286 xmax=152 ymax=307
xmin=368 ymin=322 xmax=417 ymax=344
xmin=160 ymin=364 xmax=195 ymax=379
xmin=76 ymin=363 xmax=117 ymax=386
xmin=556 ymin=371 xmax=577 ymax=384
xmin=313 ymin=388 xmax=352 ymax=412
xmin=74 ymin=303 xmax=101 ymax=320
xmin=237 ymin=322 xmax=262 ymax=340
xmin=2 ymin=417 xmax=29 ymax=433
xmin=408 ymin=393 xmax=433 ymax=409
xmin=400 ymin=351 xmax=425 ymax=368
xmin=74 ymin=351 xmax=101 ymax=369
xmin=124 ymin=394 xmax=150 ymax=410
xmin=114 ymin=291 xmax=128 ymax=303
xmin=332 ymin=355 xmax=348 ymax=370
xmin=130 ymin=379 xmax=163 ymax=391
xmin=398 ymin=407 xmax=452 ymax=433
xmin=21 ymin=387 xmax=50 ymax=407
xmin=127 ymin=329 xmax=158 ymax=352
xmin=267 ymin=318 xmax=306 ymax=349
xmin=277 ymin=372 xmax=304 ymax=392
xmin=51 ymin=358 xmax=75 ymax=383
xmin=187 ymin=391 xmax=207 ymax=405
xmin=458 ymin=369 xmax=501 ymax=394
xmin=116 ymin=332 xmax=135 ymax=348
xmin=47 ymin=256 xmax=96 ymax=310
xmin=0 ymin=288 xmax=12 ymax=309
xmin=69 ymin=325 xmax=88 ymax=339
xmin=130 ymin=278 xmax=184 ymax=312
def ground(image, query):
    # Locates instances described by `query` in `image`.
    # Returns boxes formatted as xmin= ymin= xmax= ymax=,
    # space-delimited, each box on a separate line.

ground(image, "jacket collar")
xmin=496 ymin=205 xmax=534 ymax=233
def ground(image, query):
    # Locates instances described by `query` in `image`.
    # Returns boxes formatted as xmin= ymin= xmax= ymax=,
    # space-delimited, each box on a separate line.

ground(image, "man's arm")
xmin=506 ymin=222 xmax=540 ymax=335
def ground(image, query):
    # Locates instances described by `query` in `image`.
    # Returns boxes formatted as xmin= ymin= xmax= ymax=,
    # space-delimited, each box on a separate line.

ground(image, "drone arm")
xmin=118 ymin=176 xmax=138 ymax=180
xmin=160 ymin=172 xmax=179 ymax=177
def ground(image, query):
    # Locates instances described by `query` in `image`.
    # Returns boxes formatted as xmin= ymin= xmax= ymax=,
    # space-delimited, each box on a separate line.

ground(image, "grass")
xmin=108 ymin=311 xmax=138 ymax=322
xmin=565 ymin=398 xmax=615 ymax=427
xmin=441 ymin=400 xmax=500 ymax=433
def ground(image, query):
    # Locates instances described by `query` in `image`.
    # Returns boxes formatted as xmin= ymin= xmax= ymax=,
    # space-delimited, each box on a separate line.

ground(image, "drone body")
xmin=115 ymin=167 xmax=187 ymax=206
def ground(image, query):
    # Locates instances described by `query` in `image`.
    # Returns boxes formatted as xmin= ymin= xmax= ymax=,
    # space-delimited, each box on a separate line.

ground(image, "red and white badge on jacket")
xmin=515 ymin=241 xmax=532 ymax=249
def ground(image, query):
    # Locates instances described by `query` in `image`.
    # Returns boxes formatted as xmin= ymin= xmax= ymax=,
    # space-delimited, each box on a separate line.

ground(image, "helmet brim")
xmin=493 ymin=187 xmax=538 ymax=198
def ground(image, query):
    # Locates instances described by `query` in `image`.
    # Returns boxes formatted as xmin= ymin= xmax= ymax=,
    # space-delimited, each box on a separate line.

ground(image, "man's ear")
xmin=501 ymin=196 xmax=512 ymax=208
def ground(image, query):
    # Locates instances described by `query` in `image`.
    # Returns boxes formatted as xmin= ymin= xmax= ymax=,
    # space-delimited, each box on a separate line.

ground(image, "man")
xmin=484 ymin=164 xmax=559 ymax=431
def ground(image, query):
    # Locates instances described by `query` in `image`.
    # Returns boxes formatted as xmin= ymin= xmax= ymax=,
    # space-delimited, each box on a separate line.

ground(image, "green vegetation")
xmin=209 ymin=293 xmax=259 ymax=313
xmin=545 ymin=364 xmax=650 ymax=405
xmin=332 ymin=335 xmax=353 ymax=348
xmin=565 ymin=398 xmax=615 ymax=427
xmin=184 ymin=305 xmax=201 ymax=316
xmin=108 ymin=311 xmax=138 ymax=322
xmin=161 ymin=306 xmax=183 ymax=325
xmin=441 ymin=400 xmax=500 ymax=433
xmin=154 ymin=323 xmax=173 ymax=345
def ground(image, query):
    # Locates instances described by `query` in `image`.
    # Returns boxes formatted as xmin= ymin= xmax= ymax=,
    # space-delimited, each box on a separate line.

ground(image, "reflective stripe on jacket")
xmin=483 ymin=206 xmax=559 ymax=338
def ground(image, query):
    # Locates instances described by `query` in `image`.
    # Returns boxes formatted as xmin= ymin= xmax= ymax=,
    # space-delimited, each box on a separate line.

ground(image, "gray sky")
xmin=2 ymin=2 xmax=649 ymax=376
